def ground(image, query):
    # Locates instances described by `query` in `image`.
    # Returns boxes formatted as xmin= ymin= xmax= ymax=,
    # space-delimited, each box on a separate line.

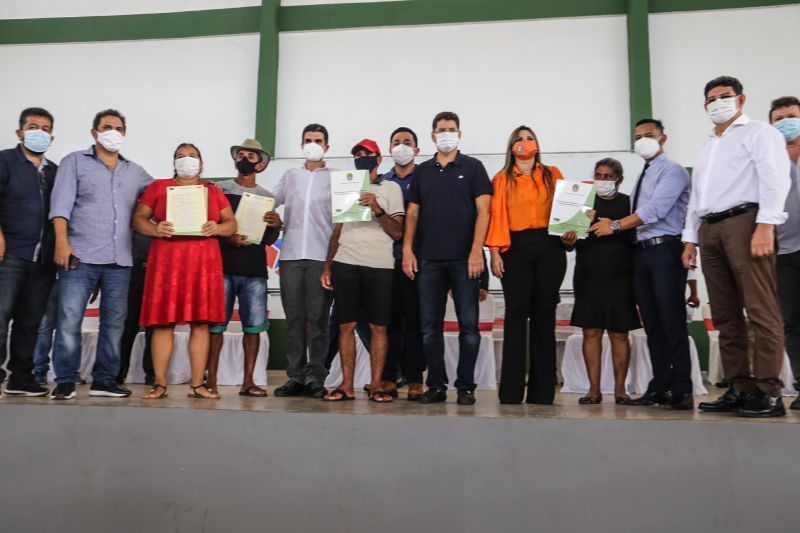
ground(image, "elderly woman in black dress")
xmin=569 ymin=158 xmax=641 ymax=404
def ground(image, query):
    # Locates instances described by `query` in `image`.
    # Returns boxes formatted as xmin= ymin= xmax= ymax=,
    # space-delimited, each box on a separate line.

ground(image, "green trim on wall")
xmin=0 ymin=7 xmax=260 ymax=45
xmin=626 ymin=0 xmax=652 ymax=142
xmin=279 ymin=0 xmax=627 ymax=32
xmin=255 ymin=0 xmax=280 ymax=155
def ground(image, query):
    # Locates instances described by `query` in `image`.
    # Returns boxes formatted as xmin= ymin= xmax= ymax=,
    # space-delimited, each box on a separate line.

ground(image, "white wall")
xmin=0 ymin=34 xmax=259 ymax=179
xmin=276 ymin=15 xmax=631 ymax=159
xmin=649 ymin=5 xmax=800 ymax=167
xmin=0 ymin=0 xmax=260 ymax=19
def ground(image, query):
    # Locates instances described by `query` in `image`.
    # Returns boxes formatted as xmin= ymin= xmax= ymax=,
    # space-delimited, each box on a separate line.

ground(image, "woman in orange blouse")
xmin=486 ymin=125 xmax=571 ymax=404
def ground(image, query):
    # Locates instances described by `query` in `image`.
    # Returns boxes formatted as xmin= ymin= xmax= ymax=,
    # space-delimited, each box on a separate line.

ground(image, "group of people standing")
xmin=1 ymin=75 xmax=798 ymax=417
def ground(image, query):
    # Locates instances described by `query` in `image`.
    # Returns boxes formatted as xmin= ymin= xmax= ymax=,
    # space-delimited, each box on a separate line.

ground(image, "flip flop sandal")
xmin=323 ymin=388 xmax=355 ymax=402
xmin=370 ymin=391 xmax=394 ymax=403
xmin=188 ymin=383 xmax=219 ymax=399
xmin=239 ymin=386 xmax=268 ymax=397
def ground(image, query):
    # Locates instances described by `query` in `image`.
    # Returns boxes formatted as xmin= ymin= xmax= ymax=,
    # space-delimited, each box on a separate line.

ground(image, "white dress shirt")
xmin=682 ymin=114 xmax=790 ymax=244
xmin=271 ymin=164 xmax=336 ymax=262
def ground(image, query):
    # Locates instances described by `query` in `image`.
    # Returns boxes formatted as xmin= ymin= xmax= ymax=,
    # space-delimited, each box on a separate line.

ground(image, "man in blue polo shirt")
xmin=382 ymin=126 xmax=425 ymax=400
xmin=0 ymin=107 xmax=58 ymax=397
xmin=403 ymin=111 xmax=492 ymax=405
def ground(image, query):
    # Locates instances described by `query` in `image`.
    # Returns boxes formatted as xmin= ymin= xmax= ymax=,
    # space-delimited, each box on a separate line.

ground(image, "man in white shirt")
xmin=768 ymin=95 xmax=800 ymax=410
xmin=682 ymin=76 xmax=791 ymax=418
xmin=270 ymin=124 xmax=335 ymax=399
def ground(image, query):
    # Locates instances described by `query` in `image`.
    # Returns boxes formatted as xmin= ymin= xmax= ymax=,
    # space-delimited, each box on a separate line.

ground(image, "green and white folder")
xmin=331 ymin=170 xmax=372 ymax=223
xmin=166 ymin=184 xmax=208 ymax=236
xmin=548 ymin=180 xmax=596 ymax=239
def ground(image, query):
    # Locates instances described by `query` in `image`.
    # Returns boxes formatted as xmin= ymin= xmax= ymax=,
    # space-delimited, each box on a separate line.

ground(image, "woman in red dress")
xmin=132 ymin=143 xmax=237 ymax=399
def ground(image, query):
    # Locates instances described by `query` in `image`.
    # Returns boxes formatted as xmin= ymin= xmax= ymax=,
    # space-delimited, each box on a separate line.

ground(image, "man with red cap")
xmin=320 ymin=139 xmax=405 ymax=402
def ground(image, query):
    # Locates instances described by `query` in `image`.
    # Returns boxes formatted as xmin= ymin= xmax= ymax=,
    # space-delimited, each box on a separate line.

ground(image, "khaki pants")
xmin=700 ymin=210 xmax=784 ymax=396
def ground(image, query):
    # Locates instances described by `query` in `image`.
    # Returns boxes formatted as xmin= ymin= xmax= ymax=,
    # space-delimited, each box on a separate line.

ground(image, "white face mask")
xmin=706 ymin=96 xmax=739 ymax=125
xmin=595 ymin=180 xmax=617 ymax=198
xmin=435 ymin=132 xmax=459 ymax=154
xmin=390 ymin=144 xmax=415 ymax=166
xmin=302 ymin=142 xmax=325 ymax=162
xmin=97 ymin=130 xmax=124 ymax=153
xmin=174 ymin=156 xmax=201 ymax=179
xmin=634 ymin=137 xmax=661 ymax=160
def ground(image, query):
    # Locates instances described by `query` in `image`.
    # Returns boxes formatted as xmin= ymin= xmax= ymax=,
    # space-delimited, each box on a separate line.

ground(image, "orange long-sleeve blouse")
xmin=485 ymin=164 xmax=564 ymax=252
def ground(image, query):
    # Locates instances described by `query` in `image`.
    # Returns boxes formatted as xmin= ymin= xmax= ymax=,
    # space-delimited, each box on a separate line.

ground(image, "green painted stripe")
xmin=0 ymin=7 xmax=259 ymax=45
xmin=279 ymin=0 xmax=628 ymax=32
xmin=650 ymin=0 xmax=799 ymax=13
xmin=255 ymin=0 xmax=280 ymax=156
xmin=626 ymin=0 xmax=653 ymax=142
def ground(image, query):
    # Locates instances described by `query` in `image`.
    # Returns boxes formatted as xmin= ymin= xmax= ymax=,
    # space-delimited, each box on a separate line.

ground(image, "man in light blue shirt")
xmin=49 ymin=109 xmax=153 ymax=400
xmin=591 ymin=118 xmax=693 ymax=409
xmin=769 ymin=95 xmax=800 ymax=410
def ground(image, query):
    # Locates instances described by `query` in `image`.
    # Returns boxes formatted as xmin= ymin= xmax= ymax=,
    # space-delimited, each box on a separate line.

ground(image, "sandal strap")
xmin=150 ymin=383 xmax=167 ymax=391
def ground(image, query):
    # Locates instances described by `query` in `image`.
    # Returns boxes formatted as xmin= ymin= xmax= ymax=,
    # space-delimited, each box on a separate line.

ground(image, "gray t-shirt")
xmin=215 ymin=178 xmax=272 ymax=198
xmin=334 ymin=179 xmax=404 ymax=269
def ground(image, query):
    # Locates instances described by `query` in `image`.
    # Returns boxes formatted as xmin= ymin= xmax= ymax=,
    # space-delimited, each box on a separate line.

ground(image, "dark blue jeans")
xmin=33 ymin=278 xmax=60 ymax=382
xmin=53 ymin=263 xmax=130 ymax=384
xmin=416 ymin=259 xmax=480 ymax=391
xmin=0 ymin=255 xmax=56 ymax=384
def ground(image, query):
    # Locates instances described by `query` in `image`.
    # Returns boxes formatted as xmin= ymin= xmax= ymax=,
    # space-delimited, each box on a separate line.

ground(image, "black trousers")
xmin=498 ymin=230 xmax=566 ymax=404
xmin=777 ymin=250 xmax=800 ymax=380
xmin=119 ymin=263 xmax=152 ymax=381
xmin=0 ymin=256 xmax=56 ymax=384
xmin=383 ymin=259 xmax=425 ymax=384
xmin=632 ymin=239 xmax=692 ymax=395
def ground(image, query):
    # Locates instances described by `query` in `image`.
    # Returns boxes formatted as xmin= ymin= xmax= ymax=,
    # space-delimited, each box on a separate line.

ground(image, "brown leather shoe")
xmin=407 ymin=383 xmax=424 ymax=401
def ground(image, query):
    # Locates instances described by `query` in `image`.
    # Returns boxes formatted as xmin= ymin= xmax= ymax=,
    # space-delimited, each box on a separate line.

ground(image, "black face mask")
xmin=236 ymin=159 xmax=258 ymax=175
xmin=354 ymin=155 xmax=378 ymax=172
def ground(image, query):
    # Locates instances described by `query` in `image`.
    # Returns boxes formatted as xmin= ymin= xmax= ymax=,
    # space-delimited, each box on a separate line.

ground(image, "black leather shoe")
xmin=698 ymin=387 xmax=746 ymax=413
xmin=418 ymin=389 xmax=447 ymax=404
xmin=456 ymin=390 xmax=476 ymax=405
xmin=790 ymin=396 xmax=800 ymax=411
xmin=736 ymin=391 xmax=786 ymax=418
xmin=273 ymin=380 xmax=306 ymax=397
xmin=305 ymin=381 xmax=327 ymax=399
xmin=621 ymin=390 xmax=670 ymax=406
xmin=664 ymin=393 xmax=694 ymax=410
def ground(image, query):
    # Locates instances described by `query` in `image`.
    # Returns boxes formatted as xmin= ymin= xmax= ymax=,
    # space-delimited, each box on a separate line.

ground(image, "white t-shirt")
xmin=334 ymin=179 xmax=404 ymax=269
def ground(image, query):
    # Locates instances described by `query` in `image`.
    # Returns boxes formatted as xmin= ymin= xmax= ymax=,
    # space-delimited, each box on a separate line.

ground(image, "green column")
xmin=255 ymin=0 xmax=280 ymax=154
xmin=626 ymin=0 xmax=653 ymax=144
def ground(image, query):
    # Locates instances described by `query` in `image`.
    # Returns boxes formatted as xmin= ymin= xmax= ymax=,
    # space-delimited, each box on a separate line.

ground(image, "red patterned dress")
xmin=138 ymin=179 xmax=229 ymax=326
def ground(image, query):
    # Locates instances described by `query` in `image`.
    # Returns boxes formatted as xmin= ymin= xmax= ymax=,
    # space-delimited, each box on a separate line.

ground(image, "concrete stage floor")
xmin=2 ymin=372 xmax=799 ymax=533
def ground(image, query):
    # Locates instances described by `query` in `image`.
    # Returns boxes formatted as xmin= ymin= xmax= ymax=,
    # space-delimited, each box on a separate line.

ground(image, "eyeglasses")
xmin=705 ymin=93 xmax=738 ymax=105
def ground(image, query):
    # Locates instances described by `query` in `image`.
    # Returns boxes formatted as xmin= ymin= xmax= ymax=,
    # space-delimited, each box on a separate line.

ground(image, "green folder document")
xmin=331 ymin=170 xmax=373 ymax=223
xmin=547 ymin=180 xmax=596 ymax=239
xmin=166 ymin=184 xmax=208 ymax=236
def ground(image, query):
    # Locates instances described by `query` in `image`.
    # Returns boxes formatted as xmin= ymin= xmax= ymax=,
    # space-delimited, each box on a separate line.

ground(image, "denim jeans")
xmin=209 ymin=275 xmax=268 ymax=334
xmin=33 ymin=278 xmax=60 ymax=382
xmin=0 ymin=255 xmax=56 ymax=384
xmin=52 ymin=262 xmax=130 ymax=384
xmin=416 ymin=259 xmax=480 ymax=391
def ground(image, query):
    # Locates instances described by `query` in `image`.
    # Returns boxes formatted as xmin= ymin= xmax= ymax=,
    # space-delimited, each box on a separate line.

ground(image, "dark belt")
xmin=700 ymin=203 xmax=759 ymax=224
xmin=635 ymin=234 xmax=680 ymax=250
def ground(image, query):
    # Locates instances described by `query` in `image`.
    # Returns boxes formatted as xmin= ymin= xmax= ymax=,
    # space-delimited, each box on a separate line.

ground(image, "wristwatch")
xmin=611 ymin=220 xmax=622 ymax=234
xmin=375 ymin=208 xmax=386 ymax=218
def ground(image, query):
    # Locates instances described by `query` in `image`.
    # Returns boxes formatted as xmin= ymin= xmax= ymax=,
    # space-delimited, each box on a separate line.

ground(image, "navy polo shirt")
xmin=383 ymin=166 xmax=415 ymax=260
xmin=0 ymin=145 xmax=57 ymax=263
xmin=407 ymin=152 xmax=492 ymax=261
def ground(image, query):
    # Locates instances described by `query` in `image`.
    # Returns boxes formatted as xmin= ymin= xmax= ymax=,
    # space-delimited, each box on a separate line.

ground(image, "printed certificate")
xmin=166 ymin=185 xmax=208 ymax=236
xmin=331 ymin=170 xmax=372 ymax=223
xmin=235 ymin=192 xmax=276 ymax=244
xmin=548 ymin=181 xmax=596 ymax=239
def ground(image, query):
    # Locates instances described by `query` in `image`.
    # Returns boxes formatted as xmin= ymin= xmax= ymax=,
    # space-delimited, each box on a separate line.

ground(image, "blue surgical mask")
xmin=775 ymin=117 xmax=800 ymax=143
xmin=23 ymin=129 xmax=51 ymax=153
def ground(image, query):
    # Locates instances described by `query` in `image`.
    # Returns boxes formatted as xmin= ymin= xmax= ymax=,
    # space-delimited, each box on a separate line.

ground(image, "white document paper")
xmin=166 ymin=185 xmax=207 ymax=236
xmin=548 ymin=181 xmax=596 ymax=239
xmin=331 ymin=170 xmax=372 ymax=223
xmin=235 ymin=192 xmax=276 ymax=244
